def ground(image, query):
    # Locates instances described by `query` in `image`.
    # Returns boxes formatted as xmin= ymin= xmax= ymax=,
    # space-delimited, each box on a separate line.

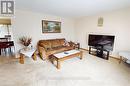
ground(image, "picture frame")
xmin=98 ymin=17 xmax=103 ymax=27
xmin=42 ymin=20 xmax=61 ymax=33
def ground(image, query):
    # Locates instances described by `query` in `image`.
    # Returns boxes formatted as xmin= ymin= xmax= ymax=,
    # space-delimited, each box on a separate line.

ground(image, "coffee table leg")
xmin=57 ymin=59 xmax=60 ymax=69
xmin=19 ymin=54 xmax=24 ymax=64
xmin=80 ymin=51 xmax=83 ymax=60
xmin=119 ymin=56 xmax=122 ymax=64
xmin=51 ymin=57 xmax=54 ymax=64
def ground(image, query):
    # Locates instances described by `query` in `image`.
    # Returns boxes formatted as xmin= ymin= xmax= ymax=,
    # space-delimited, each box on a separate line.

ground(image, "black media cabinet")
xmin=89 ymin=46 xmax=110 ymax=60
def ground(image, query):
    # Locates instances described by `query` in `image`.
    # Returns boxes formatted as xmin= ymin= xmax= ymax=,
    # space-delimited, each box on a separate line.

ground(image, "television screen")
xmin=88 ymin=34 xmax=115 ymax=51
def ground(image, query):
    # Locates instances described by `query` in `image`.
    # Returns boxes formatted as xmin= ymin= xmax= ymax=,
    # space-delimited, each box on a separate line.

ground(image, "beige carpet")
xmin=0 ymin=51 xmax=130 ymax=86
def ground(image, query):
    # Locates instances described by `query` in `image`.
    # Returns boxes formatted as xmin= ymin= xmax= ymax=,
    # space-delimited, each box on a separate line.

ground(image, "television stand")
xmin=89 ymin=46 xmax=110 ymax=60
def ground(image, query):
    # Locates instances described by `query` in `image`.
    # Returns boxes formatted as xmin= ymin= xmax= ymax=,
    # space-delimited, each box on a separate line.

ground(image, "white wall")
xmin=11 ymin=7 xmax=130 ymax=57
xmin=12 ymin=10 xmax=75 ymax=52
xmin=75 ymin=7 xmax=130 ymax=57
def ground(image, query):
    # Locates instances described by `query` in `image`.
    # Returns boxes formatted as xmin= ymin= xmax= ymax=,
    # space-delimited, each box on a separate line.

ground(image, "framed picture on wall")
xmin=97 ymin=17 xmax=103 ymax=27
xmin=42 ymin=20 xmax=61 ymax=33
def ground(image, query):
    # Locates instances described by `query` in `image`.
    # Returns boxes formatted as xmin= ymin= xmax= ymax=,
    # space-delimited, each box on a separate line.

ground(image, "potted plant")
xmin=19 ymin=36 xmax=32 ymax=50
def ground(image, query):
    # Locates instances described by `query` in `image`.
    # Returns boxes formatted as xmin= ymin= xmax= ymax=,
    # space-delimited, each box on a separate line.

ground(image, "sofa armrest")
xmin=37 ymin=46 xmax=47 ymax=60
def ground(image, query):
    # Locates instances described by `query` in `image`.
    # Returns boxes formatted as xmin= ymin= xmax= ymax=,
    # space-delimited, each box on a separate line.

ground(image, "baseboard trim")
xmin=109 ymin=56 xmax=120 ymax=60
xmin=80 ymin=48 xmax=88 ymax=51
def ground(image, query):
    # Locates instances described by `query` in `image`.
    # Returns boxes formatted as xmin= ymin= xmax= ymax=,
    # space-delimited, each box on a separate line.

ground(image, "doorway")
xmin=0 ymin=18 xmax=15 ymax=56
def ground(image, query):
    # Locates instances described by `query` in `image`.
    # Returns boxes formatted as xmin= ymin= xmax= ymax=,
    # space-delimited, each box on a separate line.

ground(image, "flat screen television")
xmin=88 ymin=34 xmax=115 ymax=51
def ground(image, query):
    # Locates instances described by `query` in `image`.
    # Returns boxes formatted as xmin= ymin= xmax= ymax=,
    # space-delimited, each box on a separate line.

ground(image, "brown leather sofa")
xmin=37 ymin=38 xmax=76 ymax=60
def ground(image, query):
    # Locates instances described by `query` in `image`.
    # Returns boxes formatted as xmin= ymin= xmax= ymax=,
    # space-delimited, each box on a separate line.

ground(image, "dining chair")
xmin=0 ymin=42 xmax=10 ymax=55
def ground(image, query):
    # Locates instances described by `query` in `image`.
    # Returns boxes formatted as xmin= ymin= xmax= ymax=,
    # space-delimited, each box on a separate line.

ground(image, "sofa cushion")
xmin=59 ymin=39 xmax=65 ymax=46
xmin=52 ymin=46 xmax=66 ymax=51
xmin=47 ymin=46 xmax=64 ymax=54
xmin=39 ymin=41 xmax=51 ymax=50
xmin=51 ymin=40 xmax=61 ymax=48
xmin=46 ymin=46 xmax=73 ymax=56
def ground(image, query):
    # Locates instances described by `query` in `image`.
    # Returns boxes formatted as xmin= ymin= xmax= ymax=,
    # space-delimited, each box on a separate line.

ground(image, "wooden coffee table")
xmin=51 ymin=49 xmax=83 ymax=69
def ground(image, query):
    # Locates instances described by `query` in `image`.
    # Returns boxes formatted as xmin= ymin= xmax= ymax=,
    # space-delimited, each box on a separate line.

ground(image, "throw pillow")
xmin=63 ymin=40 xmax=70 ymax=46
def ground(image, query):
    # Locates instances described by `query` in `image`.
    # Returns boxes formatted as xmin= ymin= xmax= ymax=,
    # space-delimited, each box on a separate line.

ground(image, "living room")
xmin=0 ymin=0 xmax=130 ymax=86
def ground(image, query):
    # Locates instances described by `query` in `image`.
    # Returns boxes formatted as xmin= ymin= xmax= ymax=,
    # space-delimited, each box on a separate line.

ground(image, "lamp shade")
xmin=0 ymin=19 xmax=11 ymax=25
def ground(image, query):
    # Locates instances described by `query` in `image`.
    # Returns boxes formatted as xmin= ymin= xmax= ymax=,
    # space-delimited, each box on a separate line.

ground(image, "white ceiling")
xmin=16 ymin=0 xmax=130 ymax=18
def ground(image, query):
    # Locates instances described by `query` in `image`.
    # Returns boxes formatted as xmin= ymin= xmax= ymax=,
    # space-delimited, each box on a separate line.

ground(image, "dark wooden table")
xmin=0 ymin=41 xmax=14 ymax=55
